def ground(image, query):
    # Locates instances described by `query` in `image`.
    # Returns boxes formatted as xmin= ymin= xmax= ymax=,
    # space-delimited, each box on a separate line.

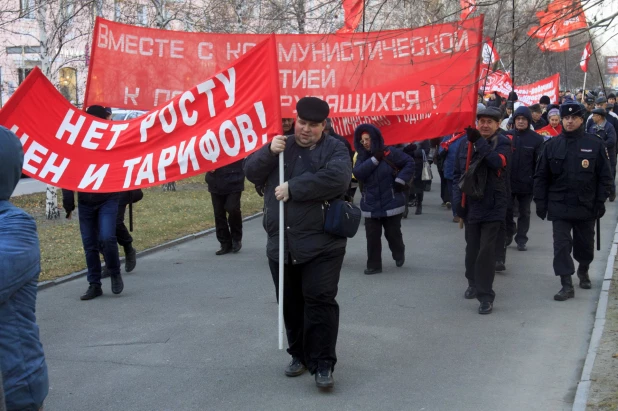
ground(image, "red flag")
xmin=336 ymin=0 xmax=364 ymax=34
xmin=460 ymin=0 xmax=476 ymax=20
xmin=538 ymin=36 xmax=570 ymax=52
xmin=482 ymin=38 xmax=500 ymax=64
xmin=529 ymin=0 xmax=587 ymax=40
xmin=580 ymin=42 xmax=592 ymax=72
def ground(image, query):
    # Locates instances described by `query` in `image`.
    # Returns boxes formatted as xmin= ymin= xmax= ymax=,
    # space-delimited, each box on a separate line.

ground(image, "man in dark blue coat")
xmin=206 ymin=160 xmax=245 ymax=255
xmin=453 ymin=107 xmax=512 ymax=314
xmin=505 ymin=106 xmax=544 ymax=252
xmin=0 ymin=126 xmax=48 ymax=410
xmin=534 ymin=102 xmax=613 ymax=300
xmin=587 ymin=108 xmax=617 ymax=201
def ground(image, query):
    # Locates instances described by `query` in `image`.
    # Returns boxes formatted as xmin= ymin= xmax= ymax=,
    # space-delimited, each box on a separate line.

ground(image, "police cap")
xmin=559 ymin=101 xmax=585 ymax=118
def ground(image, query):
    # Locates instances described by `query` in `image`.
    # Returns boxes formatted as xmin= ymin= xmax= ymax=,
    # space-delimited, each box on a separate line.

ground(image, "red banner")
xmin=580 ymin=42 xmax=591 ymax=72
xmin=460 ymin=0 xmax=477 ymax=21
xmin=85 ymin=17 xmax=484 ymax=120
xmin=480 ymin=69 xmax=560 ymax=106
xmin=0 ymin=36 xmax=281 ymax=192
xmin=607 ymin=56 xmax=618 ymax=75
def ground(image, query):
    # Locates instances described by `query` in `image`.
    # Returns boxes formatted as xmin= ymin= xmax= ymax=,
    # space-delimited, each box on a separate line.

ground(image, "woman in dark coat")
xmin=353 ymin=124 xmax=414 ymax=275
xmin=403 ymin=139 xmax=430 ymax=215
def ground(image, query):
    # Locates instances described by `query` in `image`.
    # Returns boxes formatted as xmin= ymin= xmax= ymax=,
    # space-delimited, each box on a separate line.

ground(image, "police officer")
xmin=505 ymin=106 xmax=544 ymax=252
xmin=534 ymin=101 xmax=613 ymax=300
xmin=453 ymin=107 xmax=512 ymax=314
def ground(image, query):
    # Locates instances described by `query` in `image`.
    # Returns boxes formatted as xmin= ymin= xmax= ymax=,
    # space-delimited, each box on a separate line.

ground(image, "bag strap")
xmin=382 ymin=151 xmax=400 ymax=174
xmin=422 ymin=149 xmax=428 ymax=163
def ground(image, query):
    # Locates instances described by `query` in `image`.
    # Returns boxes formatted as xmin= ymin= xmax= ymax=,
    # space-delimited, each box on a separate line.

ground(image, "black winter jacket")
xmin=533 ymin=126 xmax=613 ymax=221
xmin=244 ymin=134 xmax=351 ymax=264
xmin=206 ymin=160 xmax=245 ymax=195
xmin=506 ymin=127 xmax=544 ymax=194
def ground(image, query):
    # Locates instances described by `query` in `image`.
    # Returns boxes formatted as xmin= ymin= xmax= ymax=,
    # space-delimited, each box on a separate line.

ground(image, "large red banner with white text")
xmin=85 ymin=17 xmax=484 ymax=119
xmin=0 ymin=37 xmax=281 ymax=192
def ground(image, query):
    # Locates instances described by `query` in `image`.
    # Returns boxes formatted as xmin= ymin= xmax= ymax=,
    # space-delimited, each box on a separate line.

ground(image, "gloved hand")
xmin=536 ymin=203 xmax=547 ymax=220
xmin=373 ymin=150 xmax=385 ymax=161
xmin=596 ymin=202 xmax=606 ymax=218
xmin=394 ymin=181 xmax=406 ymax=193
xmin=255 ymin=185 xmax=265 ymax=197
xmin=465 ymin=126 xmax=482 ymax=144
xmin=456 ymin=203 xmax=467 ymax=219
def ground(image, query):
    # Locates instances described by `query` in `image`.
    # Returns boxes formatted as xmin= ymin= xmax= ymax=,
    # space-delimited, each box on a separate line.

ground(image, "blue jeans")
xmin=78 ymin=198 xmax=120 ymax=285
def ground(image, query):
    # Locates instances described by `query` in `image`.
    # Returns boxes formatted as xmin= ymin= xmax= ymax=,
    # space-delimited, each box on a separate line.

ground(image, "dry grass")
xmin=10 ymin=176 xmax=263 ymax=282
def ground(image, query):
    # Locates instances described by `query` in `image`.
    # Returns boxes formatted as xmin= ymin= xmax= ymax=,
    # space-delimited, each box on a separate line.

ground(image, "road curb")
xmin=37 ymin=211 xmax=263 ymax=291
xmin=572 ymin=221 xmax=618 ymax=410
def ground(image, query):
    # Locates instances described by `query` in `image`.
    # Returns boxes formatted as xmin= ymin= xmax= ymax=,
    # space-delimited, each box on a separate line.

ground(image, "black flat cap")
xmin=596 ymin=96 xmax=607 ymax=104
xmin=592 ymin=108 xmax=607 ymax=117
xmin=540 ymin=95 xmax=551 ymax=104
xmin=296 ymin=97 xmax=330 ymax=123
xmin=476 ymin=107 xmax=502 ymax=121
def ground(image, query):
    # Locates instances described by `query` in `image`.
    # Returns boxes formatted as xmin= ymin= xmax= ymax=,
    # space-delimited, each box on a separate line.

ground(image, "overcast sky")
xmin=586 ymin=0 xmax=618 ymax=58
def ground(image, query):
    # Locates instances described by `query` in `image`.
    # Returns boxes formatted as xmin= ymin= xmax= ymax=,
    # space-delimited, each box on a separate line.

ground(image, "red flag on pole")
xmin=460 ymin=0 xmax=476 ymax=20
xmin=580 ymin=42 xmax=592 ymax=72
xmin=336 ymin=0 xmax=364 ymax=34
xmin=482 ymin=38 xmax=500 ymax=64
xmin=538 ymin=36 xmax=570 ymax=52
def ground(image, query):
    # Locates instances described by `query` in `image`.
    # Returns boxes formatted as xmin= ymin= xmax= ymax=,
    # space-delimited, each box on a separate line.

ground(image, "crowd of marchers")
xmin=1 ymin=88 xmax=617 ymax=407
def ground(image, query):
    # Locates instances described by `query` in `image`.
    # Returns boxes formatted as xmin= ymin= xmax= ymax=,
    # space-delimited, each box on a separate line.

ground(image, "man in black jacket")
xmin=505 ymin=107 xmax=544 ymax=252
xmin=206 ymin=160 xmax=245 ymax=255
xmin=63 ymin=105 xmax=123 ymax=300
xmin=534 ymin=101 xmax=613 ymax=300
xmin=529 ymin=104 xmax=548 ymax=130
xmin=244 ymin=97 xmax=351 ymax=389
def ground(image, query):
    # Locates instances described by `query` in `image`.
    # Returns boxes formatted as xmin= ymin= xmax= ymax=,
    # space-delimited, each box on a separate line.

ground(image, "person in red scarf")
xmin=536 ymin=108 xmax=562 ymax=140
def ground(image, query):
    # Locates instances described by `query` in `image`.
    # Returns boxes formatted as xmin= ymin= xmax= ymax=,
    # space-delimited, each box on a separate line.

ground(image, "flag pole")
xmin=278 ymin=153 xmax=284 ymax=350
xmin=588 ymin=33 xmax=607 ymax=96
xmin=581 ymin=72 xmax=587 ymax=102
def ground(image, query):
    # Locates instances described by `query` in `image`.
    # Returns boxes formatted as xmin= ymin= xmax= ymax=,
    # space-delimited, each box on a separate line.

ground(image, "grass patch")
xmin=10 ymin=176 xmax=263 ymax=282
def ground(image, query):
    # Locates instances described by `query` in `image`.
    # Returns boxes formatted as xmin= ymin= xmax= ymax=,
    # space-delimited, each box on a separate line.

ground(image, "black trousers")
xmin=210 ymin=192 xmax=243 ymax=247
xmin=365 ymin=215 xmax=405 ymax=270
xmin=115 ymin=203 xmax=133 ymax=247
xmin=552 ymin=219 xmax=595 ymax=277
xmin=268 ymin=247 xmax=345 ymax=373
xmin=438 ymin=168 xmax=449 ymax=203
xmin=465 ymin=221 xmax=501 ymax=303
xmin=506 ymin=193 xmax=533 ymax=246
xmin=495 ymin=219 xmax=507 ymax=264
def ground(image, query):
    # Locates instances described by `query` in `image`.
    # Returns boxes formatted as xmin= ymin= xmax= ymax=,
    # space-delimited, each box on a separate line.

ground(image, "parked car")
xmin=111 ymin=110 xmax=146 ymax=121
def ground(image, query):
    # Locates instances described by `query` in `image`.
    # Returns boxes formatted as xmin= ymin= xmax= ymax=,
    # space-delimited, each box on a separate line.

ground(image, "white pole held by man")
xmin=278 ymin=152 xmax=284 ymax=350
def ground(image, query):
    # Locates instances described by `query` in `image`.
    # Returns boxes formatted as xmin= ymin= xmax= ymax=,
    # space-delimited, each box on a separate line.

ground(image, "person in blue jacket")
xmin=453 ymin=107 xmax=513 ymax=315
xmin=0 ymin=126 xmax=49 ymax=411
xmin=353 ymin=124 xmax=414 ymax=275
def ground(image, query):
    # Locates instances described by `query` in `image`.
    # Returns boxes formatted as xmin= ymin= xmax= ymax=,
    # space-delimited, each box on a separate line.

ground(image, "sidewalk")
xmin=36 ymin=184 xmax=617 ymax=410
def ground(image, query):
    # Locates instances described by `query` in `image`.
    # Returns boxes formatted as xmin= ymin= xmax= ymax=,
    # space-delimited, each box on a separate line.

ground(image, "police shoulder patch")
xmin=581 ymin=149 xmax=593 ymax=152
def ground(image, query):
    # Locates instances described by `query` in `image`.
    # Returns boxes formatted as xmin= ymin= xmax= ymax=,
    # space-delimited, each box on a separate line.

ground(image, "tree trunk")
xmin=37 ymin=1 xmax=60 ymax=219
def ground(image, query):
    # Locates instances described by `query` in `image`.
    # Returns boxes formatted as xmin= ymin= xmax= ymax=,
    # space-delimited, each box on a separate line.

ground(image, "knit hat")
xmin=547 ymin=108 xmax=560 ymax=118
xmin=539 ymin=95 xmax=551 ymax=105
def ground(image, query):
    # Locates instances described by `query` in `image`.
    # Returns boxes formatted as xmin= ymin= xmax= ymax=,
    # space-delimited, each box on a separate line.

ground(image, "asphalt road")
xmin=36 ymin=179 xmax=617 ymax=411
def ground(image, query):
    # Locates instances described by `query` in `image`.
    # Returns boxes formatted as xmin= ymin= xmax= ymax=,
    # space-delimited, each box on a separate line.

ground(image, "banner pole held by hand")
xmin=278 ymin=152 xmax=284 ymax=350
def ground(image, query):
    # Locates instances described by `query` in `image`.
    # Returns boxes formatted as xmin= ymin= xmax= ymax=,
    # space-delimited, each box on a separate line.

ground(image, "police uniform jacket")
xmin=533 ymin=126 xmax=613 ymax=221
xmin=244 ymin=134 xmax=351 ymax=264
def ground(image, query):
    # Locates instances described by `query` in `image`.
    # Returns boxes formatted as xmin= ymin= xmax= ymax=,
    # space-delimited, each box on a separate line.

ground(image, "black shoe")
xmin=554 ymin=276 xmax=575 ymax=301
xmin=364 ymin=268 xmax=382 ymax=275
xmin=315 ymin=362 xmax=334 ymax=389
xmin=396 ymin=258 xmax=405 ymax=267
xmin=517 ymin=243 xmax=527 ymax=251
xmin=232 ymin=241 xmax=242 ymax=253
xmin=110 ymin=274 xmax=124 ymax=295
xmin=284 ymin=357 xmax=306 ymax=377
xmin=577 ymin=270 xmax=592 ymax=289
xmin=495 ymin=261 xmax=506 ymax=272
xmin=80 ymin=284 xmax=102 ymax=300
xmin=415 ymin=204 xmax=422 ymax=215
xmin=464 ymin=286 xmax=477 ymax=299
xmin=124 ymin=246 xmax=137 ymax=272
xmin=101 ymin=266 xmax=110 ymax=279
xmin=446 ymin=202 xmax=452 ymax=209
xmin=478 ymin=301 xmax=493 ymax=314
xmin=216 ymin=246 xmax=232 ymax=256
